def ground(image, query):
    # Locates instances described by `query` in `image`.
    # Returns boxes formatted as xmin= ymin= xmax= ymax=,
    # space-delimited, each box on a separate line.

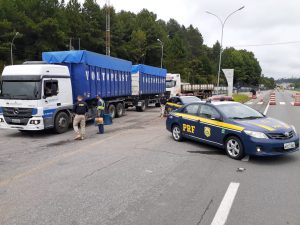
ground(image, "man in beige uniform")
xmin=73 ymin=96 xmax=89 ymax=140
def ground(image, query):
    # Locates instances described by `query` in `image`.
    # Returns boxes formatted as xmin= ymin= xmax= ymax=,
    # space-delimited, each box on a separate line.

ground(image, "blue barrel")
xmin=103 ymin=114 xmax=113 ymax=125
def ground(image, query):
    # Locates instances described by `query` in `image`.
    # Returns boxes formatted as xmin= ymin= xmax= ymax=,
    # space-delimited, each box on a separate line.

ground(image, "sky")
xmin=92 ymin=0 xmax=300 ymax=79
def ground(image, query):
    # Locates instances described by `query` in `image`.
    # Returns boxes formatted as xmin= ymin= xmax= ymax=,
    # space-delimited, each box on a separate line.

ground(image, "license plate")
xmin=11 ymin=119 xmax=21 ymax=124
xmin=284 ymin=142 xmax=295 ymax=150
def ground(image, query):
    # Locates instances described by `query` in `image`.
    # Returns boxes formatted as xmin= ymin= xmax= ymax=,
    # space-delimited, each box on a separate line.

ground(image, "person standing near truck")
xmin=96 ymin=96 xmax=105 ymax=134
xmin=73 ymin=95 xmax=89 ymax=140
xmin=160 ymin=94 xmax=167 ymax=118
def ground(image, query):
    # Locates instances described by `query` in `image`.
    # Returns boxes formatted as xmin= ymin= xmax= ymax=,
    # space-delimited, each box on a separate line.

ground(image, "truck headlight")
xmin=291 ymin=125 xmax=297 ymax=134
xmin=244 ymin=130 xmax=269 ymax=139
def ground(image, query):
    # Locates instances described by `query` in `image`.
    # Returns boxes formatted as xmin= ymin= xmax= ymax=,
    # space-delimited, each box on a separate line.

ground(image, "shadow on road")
xmin=249 ymin=154 xmax=299 ymax=165
xmin=184 ymin=139 xmax=226 ymax=156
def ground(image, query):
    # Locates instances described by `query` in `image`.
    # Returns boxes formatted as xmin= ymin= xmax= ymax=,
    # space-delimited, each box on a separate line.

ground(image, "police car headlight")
xmin=291 ymin=125 xmax=297 ymax=134
xmin=244 ymin=130 xmax=269 ymax=139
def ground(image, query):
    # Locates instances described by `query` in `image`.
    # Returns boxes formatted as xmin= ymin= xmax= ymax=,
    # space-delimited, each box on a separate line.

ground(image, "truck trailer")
xmin=166 ymin=73 xmax=214 ymax=99
xmin=0 ymin=50 xmax=166 ymax=133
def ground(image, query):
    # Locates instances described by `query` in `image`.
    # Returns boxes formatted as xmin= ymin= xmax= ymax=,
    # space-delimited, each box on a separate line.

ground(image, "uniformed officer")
xmin=73 ymin=95 xmax=88 ymax=140
xmin=96 ymin=96 xmax=105 ymax=134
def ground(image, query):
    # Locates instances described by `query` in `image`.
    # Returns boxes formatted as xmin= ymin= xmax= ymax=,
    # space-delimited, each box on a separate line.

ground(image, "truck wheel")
xmin=225 ymin=136 xmax=245 ymax=160
xmin=116 ymin=103 xmax=124 ymax=118
xmin=136 ymin=102 xmax=146 ymax=112
xmin=108 ymin=104 xmax=116 ymax=119
xmin=54 ymin=112 xmax=70 ymax=134
xmin=155 ymin=103 xmax=161 ymax=107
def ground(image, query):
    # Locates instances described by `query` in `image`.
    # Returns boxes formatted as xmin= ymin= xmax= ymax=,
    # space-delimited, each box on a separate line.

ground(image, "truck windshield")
xmin=166 ymin=80 xmax=176 ymax=88
xmin=0 ymin=81 xmax=41 ymax=100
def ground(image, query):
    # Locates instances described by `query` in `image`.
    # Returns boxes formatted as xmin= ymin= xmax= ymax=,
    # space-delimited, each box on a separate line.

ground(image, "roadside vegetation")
xmin=0 ymin=0 xmax=268 ymax=87
xmin=233 ymin=94 xmax=251 ymax=103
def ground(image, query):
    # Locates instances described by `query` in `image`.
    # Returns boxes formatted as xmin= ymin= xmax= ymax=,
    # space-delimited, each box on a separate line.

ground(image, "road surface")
xmin=0 ymin=91 xmax=299 ymax=225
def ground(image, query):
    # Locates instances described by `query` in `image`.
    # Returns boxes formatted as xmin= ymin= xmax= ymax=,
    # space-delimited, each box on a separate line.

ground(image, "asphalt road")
xmin=0 ymin=91 xmax=299 ymax=225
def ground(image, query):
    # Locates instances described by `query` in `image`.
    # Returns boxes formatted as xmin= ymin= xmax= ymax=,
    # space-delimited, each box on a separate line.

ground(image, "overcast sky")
xmin=92 ymin=0 xmax=300 ymax=79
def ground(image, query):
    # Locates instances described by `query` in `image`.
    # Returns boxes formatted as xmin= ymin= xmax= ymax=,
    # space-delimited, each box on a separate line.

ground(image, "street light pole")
xmin=10 ymin=32 xmax=20 ymax=65
xmin=206 ymin=6 xmax=245 ymax=93
xmin=157 ymin=39 xmax=164 ymax=68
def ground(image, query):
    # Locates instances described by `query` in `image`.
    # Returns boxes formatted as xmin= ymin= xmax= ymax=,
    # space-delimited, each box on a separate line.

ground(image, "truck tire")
xmin=108 ymin=104 xmax=116 ymax=119
xmin=116 ymin=103 xmax=124 ymax=118
xmin=54 ymin=112 xmax=70 ymax=134
xmin=136 ymin=102 xmax=146 ymax=112
xmin=155 ymin=103 xmax=161 ymax=107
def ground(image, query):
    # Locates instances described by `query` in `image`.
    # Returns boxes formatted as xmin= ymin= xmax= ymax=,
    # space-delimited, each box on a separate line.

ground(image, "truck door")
xmin=198 ymin=104 xmax=223 ymax=145
xmin=42 ymin=79 xmax=60 ymax=128
xmin=180 ymin=104 xmax=200 ymax=138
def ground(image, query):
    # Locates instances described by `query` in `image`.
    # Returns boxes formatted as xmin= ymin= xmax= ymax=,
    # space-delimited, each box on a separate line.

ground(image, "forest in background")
xmin=0 ymin=0 xmax=275 ymax=88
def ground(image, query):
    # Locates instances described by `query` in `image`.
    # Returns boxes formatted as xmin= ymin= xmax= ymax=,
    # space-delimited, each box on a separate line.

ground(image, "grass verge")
xmin=233 ymin=94 xmax=251 ymax=103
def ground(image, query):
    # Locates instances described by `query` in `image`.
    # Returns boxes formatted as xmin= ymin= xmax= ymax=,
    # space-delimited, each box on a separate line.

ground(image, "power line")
xmin=232 ymin=40 xmax=300 ymax=47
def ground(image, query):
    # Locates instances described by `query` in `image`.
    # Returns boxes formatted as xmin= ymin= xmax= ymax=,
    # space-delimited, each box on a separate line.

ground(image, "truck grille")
xmin=267 ymin=131 xmax=294 ymax=140
xmin=3 ymin=107 xmax=33 ymax=125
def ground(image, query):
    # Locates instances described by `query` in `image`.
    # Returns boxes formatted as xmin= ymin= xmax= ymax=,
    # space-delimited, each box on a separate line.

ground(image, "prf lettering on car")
xmin=183 ymin=124 xmax=195 ymax=134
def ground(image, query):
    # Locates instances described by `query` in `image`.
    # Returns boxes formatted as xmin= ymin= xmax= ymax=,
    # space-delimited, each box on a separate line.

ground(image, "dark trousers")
xmin=98 ymin=124 xmax=104 ymax=134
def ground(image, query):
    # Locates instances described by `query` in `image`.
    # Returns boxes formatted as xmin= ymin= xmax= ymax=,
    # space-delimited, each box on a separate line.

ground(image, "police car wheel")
xmin=172 ymin=125 xmax=183 ymax=142
xmin=225 ymin=136 xmax=244 ymax=160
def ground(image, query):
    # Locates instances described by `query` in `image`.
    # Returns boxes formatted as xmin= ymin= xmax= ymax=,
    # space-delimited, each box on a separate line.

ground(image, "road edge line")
xmin=263 ymin=102 xmax=270 ymax=115
xmin=211 ymin=182 xmax=240 ymax=225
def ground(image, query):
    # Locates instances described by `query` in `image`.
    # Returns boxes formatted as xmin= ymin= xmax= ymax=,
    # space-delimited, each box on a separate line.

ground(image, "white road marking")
xmin=263 ymin=102 xmax=270 ymax=115
xmin=211 ymin=182 xmax=240 ymax=225
xmin=245 ymin=102 xmax=253 ymax=105
xmin=257 ymin=102 xmax=263 ymax=105
xmin=279 ymin=102 xmax=286 ymax=105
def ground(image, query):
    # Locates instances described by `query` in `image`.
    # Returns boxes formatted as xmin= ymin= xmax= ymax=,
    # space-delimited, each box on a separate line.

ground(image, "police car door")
xmin=198 ymin=104 xmax=223 ymax=145
xmin=180 ymin=104 xmax=200 ymax=138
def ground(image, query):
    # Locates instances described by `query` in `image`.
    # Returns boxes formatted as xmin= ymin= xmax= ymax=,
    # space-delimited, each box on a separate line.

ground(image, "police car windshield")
xmin=217 ymin=103 xmax=264 ymax=120
xmin=181 ymin=96 xmax=201 ymax=104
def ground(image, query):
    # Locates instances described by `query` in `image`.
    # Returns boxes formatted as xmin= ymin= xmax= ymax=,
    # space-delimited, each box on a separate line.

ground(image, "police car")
xmin=165 ymin=96 xmax=201 ymax=114
xmin=166 ymin=101 xmax=299 ymax=159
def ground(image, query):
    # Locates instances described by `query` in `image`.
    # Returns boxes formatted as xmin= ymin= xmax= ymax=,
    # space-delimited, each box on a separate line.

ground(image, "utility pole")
xmin=10 ymin=32 xmax=19 ymax=65
xmin=206 ymin=6 xmax=245 ymax=93
xmin=106 ymin=0 xmax=111 ymax=56
xmin=157 ymin=39 xmax=164 ymax=68
xmin=69 ymin=38 xmax=72 ymax=50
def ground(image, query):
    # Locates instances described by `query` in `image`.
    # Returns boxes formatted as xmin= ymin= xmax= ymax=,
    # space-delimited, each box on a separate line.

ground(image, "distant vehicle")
xmin=0 ymin=50 xmax=166 ymax=133
xmin=166 ymin=73 xmax=214 ymax=99
xmin=166 ymin=101 xmax=299 ymax=159
xmin=165 ymin=96 xmax=202 ymax=114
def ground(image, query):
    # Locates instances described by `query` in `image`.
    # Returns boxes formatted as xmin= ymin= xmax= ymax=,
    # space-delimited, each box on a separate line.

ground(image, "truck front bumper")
xmin=0 ymin=115 xmax=45 ymax=131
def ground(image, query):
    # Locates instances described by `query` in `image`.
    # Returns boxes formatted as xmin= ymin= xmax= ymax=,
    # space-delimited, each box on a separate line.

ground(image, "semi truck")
xmin=0 ymin=50 xmax=166 ymax=133
xmin=166 ymin=73 xmax=214 ymax=99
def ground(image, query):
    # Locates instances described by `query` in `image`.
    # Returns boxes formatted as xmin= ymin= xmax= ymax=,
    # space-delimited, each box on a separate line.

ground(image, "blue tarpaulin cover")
xmin=42 ymin=50 xmax=132 ymax=72
xmin=132 ymin=64 xmax=167 ymax=77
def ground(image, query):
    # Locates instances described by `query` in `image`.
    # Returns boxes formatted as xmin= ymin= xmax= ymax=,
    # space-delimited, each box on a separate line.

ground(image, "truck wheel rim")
xmin=227 ymin=139 xmax=240 ymax=157
xmin=173 ymin=127 xmax=180 ymax=140
xmin=59 ymin=117 xmax=67 ymax=128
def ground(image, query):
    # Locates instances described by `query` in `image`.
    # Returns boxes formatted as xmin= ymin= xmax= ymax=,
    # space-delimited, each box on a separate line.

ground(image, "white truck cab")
xmin=166 ymin=73 xmax=181 ymax=97
xmin=0 ymin=63 xmax=73 ymax=133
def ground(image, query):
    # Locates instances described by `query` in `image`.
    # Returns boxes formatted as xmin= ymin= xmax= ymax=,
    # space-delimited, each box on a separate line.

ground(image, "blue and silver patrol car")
xmin=165 ymin=96 xmax=201 ymax=114
xmin=166 ymin=101 xmax=299 ymax=159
